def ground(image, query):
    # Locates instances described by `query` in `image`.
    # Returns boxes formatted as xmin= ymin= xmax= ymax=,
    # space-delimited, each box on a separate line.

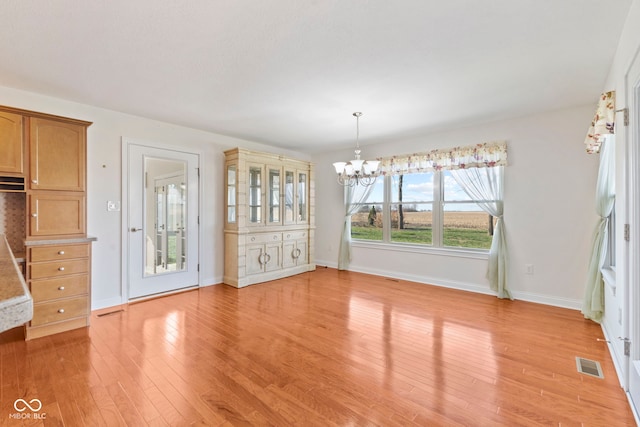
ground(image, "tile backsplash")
xmin=0 ymin=192 xmax=26 ymax=255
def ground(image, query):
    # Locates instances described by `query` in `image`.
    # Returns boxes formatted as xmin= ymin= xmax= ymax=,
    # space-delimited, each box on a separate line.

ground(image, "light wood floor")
xmin=0 ymin=268 xmax=635 ymax=426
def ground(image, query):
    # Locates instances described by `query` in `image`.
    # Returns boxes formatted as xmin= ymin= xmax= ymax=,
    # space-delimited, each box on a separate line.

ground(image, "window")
xmin=349 ymin=176 xmax=384 ymax=241
xmin=351 ymin=170 xmax=497 ymax=250
xmin=391 ymin=173 xmax=433 ymax=244
xmin=442 ymin=171 xmax=496 ymax=249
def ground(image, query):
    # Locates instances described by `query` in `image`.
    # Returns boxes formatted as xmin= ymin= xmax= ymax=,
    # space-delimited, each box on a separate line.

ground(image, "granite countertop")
xmin=0 ymin=234 xmax=33 ymax=333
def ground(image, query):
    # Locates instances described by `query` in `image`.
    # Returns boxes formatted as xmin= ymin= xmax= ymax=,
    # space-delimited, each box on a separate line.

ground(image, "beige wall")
xmin=314 ymin=105 xmax=598 ymax=308
xmin=0 ymin=85 xmax=309 ymax=309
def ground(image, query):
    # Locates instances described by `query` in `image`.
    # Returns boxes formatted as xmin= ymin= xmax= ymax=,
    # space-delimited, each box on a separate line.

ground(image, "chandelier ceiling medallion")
xmin=333 ymin=112 xmax=380 ymax=187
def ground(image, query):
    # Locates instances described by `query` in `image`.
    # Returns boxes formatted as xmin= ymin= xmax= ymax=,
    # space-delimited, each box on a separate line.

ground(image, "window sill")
xmin=351 ymin=239 xmax=489 ymax=260
xmin=601 ymin=267 xmax=616 ymax=294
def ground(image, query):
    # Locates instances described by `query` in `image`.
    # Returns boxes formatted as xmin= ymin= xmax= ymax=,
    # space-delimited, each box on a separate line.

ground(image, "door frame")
xmin=121 ymin=137 xmax=203 ymax=303
xmin=626 ymin=44 xmax=640 ymax=421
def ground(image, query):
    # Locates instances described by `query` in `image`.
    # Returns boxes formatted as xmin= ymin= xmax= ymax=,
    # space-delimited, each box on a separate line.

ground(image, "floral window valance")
xmin=585 ymin=91 xmax=615 ymax=154
xmin=377 ymin=141 xmax=507 ymax=175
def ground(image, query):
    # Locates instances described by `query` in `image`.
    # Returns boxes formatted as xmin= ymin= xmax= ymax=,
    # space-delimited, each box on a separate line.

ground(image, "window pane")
xmin=390 ymin=203 xmax=432 ymax=244
xmin=357 ymin=176 xmax=384 ymax=204
xmin=351 ymin=204 xmax=383 ymax=241
xmin=392 ymin=173 xmax=434 ymax=202
xmin=443 ymin=203 xmax=494 ymax=249
xmin=607 ymin=204 xmax=616 ymax=268
xmin=443 ymin=170 xmax=473 ymax=201
xmin=350 ymin=177 xmax=384 ymax=241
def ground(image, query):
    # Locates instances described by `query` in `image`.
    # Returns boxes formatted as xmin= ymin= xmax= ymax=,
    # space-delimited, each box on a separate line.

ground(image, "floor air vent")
xmin=576 ymin=357 xmax=604 ymax=379
xmin=96 ymin=309 xmax=125 ymax=317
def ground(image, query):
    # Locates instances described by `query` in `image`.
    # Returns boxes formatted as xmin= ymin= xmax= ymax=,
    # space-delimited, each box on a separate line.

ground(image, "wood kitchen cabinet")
xmin=28 ymin=192 xmax=86 ymax=237
xmin=26 ymin=115 xmax=89 ymax=239
xmin=29 ymin=117 xmax=86 ymax=192
xmin=25 ymin=241 xmax=91 ymax=340
xmin=0 ymin=110 xmax=24 ymax=176
xmin=0 ymin=105 xmax=93 ymax=340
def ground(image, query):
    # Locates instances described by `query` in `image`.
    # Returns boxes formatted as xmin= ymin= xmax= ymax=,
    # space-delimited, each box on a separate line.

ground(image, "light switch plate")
xmin=107 ymin=201 xmax=121 ymax=212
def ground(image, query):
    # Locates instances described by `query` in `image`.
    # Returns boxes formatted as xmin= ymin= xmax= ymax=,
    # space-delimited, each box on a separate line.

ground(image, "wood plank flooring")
xmin=0 ymin=268 xmax=635 ymax=426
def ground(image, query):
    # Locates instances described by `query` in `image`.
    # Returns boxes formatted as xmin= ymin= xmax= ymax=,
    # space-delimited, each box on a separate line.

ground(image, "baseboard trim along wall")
xmin=315 ymin=258 xmax=582 ymax=311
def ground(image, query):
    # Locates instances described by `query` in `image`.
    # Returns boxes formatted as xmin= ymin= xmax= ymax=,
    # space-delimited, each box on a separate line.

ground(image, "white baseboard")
xmin=314 ymin=258 xmax=582 ymax=310
xmin=91 ymin=296 xmax=126 ymax=311
xmin=200 ymin=275 xmax=223 ymax=286
xmin=91 ymin=275 xmax=223 ymax=312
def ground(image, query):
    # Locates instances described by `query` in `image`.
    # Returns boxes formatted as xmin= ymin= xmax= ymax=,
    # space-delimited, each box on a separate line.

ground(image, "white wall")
xmin=314 ymin=105 xmax=599 ymax=308
xmin=0 ymin=66 xmax=609 ymax=311
xmin=599 ymin=0 xmax=640 ymax=386
xmin=0 ymin=85 xmax=309 ymax=309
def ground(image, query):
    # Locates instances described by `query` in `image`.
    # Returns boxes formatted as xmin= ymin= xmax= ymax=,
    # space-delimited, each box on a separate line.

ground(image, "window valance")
xmin=377 ymin=141 xmax=507 ymax=175
xmin=584 ymin=91 xmax=615 ymax=154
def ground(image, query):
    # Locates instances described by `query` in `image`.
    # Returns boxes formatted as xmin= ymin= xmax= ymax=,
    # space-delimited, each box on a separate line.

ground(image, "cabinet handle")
xmin=58 ymin=251 xmax=65 ymax=255
xmin=31 ymin=179 xmax=38 ymax=184
xmin=58 ymin=286 xmax=65 ymax=291
xmin=58 ymin=267 xmax=65 ymax=271
xmin=265 ymin=253 xmax=271 ymax=263
xmin=31 ymin=213 xmax=37 ymax=218
xmin=58 ymin=309 xmax=65 ymax=314
xmin=293 ymin=248 xmax=302 ymax=259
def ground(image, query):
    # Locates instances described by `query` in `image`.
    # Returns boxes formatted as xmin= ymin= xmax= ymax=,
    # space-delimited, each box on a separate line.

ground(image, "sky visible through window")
xmin=361 ymin=171 xmax=478 ymax=211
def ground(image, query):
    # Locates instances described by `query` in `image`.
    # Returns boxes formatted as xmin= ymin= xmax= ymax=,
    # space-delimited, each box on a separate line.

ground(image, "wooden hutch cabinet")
xmin=224 ymin=148 xmax=315 ymax=287
xmin=0 ymin=105 xmax=94 ymax=340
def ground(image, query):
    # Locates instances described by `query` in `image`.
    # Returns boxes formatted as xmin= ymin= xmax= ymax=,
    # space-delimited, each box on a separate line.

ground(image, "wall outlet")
xmin=525 ymin=264 xmax=534 ymax=275
xmin=107 ymin=201 xmax=121 ymax=212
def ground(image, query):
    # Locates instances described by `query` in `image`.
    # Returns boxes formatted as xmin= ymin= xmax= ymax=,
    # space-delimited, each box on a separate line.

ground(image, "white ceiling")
xmin=0 ymin=1 xmax=632 ymax=153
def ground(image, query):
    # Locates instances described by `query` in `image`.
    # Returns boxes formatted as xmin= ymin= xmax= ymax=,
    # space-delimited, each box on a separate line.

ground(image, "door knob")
xmin=130 ymin=228 xmax=143 ymax=232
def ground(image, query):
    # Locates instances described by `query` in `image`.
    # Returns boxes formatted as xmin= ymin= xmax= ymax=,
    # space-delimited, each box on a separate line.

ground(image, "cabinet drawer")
xmin=30 ymin=259 xmax=89 ymax=280
xmin=283 ymin=230 xmax=307 ymax=241
xmin=30 ymin=244 xmax=89 ymax=262
xmin=247 ymin=233 xmax=281 ymax=244
xmin=31 ymin=296 xmax=88 ymax=326
xmin=30 ymin=275 xmax=88 ymax=302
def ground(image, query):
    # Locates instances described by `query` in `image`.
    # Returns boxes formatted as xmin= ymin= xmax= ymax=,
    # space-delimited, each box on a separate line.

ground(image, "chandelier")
xmin=333 ymin=112 xmax=380 ymax=187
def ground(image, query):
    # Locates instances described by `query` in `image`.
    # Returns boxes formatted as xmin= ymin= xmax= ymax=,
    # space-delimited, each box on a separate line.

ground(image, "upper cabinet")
xmin=0 ymin=111 xmax=24 ymax=175
xmin=30 ymin=118 xmax=86 ymax=192
xmin=0 ymin=106 xmax=91 ymax=239
xmin=226 ymin=151 xmax=312 ymax=229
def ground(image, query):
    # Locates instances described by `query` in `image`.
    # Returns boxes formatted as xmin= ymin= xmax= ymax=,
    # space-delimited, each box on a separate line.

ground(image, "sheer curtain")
xmin=450 ymin=166 xmax=511 ymax=299
xmin=338 ymin=183 xmax=375 ymax=270
xmin=582 ymin=135 xmax=615 ymax=322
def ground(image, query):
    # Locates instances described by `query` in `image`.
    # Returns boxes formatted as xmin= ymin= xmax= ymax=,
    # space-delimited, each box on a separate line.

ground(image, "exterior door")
xmin=127 ymin=143 xmax=199 ymax=299
xmin=627 ymin=47 xmax=640 ymax=416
